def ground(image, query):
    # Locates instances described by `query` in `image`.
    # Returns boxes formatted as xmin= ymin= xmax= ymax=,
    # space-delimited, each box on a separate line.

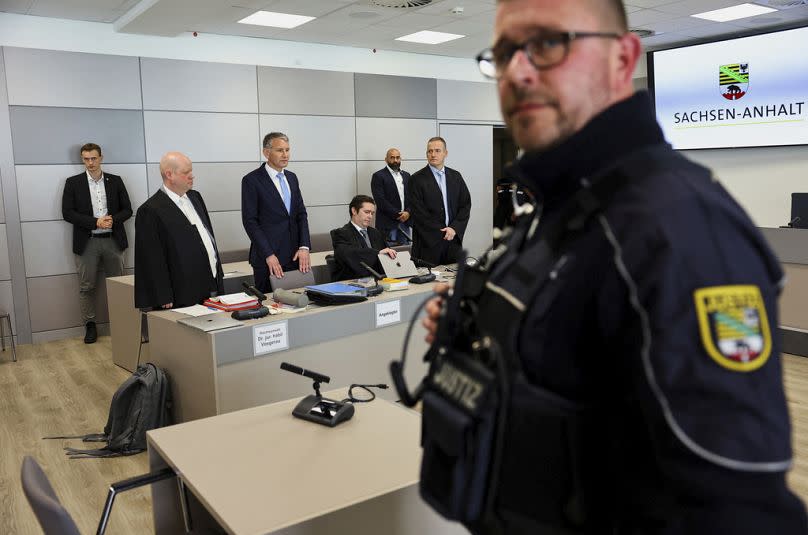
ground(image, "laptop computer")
xmin=378 ymin=250 xmax=420 ymax=279
xmin=178 ymin=314 xmax=243 ymax=332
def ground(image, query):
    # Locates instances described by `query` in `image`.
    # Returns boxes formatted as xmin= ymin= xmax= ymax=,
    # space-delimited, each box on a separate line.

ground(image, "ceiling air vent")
xmin=630 ymin=28 xmax=655 ymax=38
xmin=370 ymin=0 xmax=434 ymax=7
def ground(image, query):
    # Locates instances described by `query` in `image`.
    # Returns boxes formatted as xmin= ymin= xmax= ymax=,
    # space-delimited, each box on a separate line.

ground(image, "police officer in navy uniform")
xmin=422 ymin=0 xmax=807 ymax=532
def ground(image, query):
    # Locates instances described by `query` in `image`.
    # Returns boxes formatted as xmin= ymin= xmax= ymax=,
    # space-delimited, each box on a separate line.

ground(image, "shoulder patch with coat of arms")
xmin=693 ymin=285 xmax=772 ymax=372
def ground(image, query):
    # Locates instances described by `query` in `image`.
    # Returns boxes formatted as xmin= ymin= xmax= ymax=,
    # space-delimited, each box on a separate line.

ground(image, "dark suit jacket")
xmin=370 ymin=167 xmax=411 ymax=234
xmin=62 ymin=172 xmax=132 ymax=255
xmin=134 ymin=189 xmax=223 ymax=309
xmin=241 ymin=165 xmax=311 ymax=270
xmin=408 ymin=165 xmax=472 ymax=261
xmin=330 ymin=223 xmax=387 ymax=281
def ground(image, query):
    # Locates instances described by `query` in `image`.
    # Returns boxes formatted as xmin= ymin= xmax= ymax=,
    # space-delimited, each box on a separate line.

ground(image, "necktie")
xmin=278 ymin=173 xmax=291 ymax=213
xmin=360 ymin=228 xmax=371 ymax=248
xmin=437 ymin=170 xmax=449 ymax=226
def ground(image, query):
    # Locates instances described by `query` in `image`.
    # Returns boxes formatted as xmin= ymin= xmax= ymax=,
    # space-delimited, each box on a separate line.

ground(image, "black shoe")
xmin=84 ymin=322 xmax=97 ymax=344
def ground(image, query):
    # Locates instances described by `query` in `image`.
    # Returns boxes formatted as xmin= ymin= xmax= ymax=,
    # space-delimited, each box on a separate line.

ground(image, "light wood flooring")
xmin=1 ymin=338 xmax=808 ymax=534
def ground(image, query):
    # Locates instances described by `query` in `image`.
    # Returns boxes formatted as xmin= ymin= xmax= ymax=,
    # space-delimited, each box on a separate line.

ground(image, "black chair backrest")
xmin=21 ymin=456 xmax=82 ymax=535
xmin=325 ymin=254 xmax=337 ymax=282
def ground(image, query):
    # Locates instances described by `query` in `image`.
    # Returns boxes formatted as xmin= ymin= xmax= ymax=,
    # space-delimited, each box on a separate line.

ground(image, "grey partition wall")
xmin=0 ymin=44 xmax=501 ymax=344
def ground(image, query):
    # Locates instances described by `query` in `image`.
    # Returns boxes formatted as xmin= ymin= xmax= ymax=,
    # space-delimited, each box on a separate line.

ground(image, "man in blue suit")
xmin=242 ymin=132 xmax=311 ymax=293
xmin=370 ymin=148 xmax=411 ymax=246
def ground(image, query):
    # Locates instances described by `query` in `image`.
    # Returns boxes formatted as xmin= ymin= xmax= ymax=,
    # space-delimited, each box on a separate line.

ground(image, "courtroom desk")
xmin=148 ymin=389 xmax=465 ymax=535
xmin=107 ymin=253 xmax=332 ymax=373
xmin=146 ymin=277 xmax=443 ymax=423
xmin=760 ymin=227 xmax=808 ymax=356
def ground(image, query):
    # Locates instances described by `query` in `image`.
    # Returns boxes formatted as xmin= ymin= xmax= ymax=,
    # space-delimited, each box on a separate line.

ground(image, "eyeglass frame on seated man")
xmin=476 ymin=29 xmax=624 ymax=79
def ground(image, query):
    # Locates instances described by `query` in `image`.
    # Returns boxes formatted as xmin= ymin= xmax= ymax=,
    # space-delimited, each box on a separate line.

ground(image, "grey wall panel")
xmin=437 ymin=80 xmax=501 ymax=122
xmin=9 ymin=107 xmax=145 ymax=164
xmin=144 ymin=111 xmax=259 ymax=163
xmin=257 ymin=66 xmax=354 ymax=116
xmin=355 ymin=74 xmax=437 ymax=119
xmin=17 ymin=164 xmax=82 ymax=222
xmin=3 ymin=47 xmax=142 ymax=109
xmin=28 ymin=273 xmax=109 ymax=332
xmin=0 ymin=281 xmax=15 ymax=332
xmin=355 ymin=118 xmax=437 ymax=161
xmin=147 ymin=162 xmax=256 ymax=212
xmin=307 ymin=205 xmax=350 ymax=236
xmin=356 ymin=159 xmax=427 ymax=197
xmin=141 ymin=58 xmax=258 ymax=113
xmin=0 ymin=225 xmax=10 ymax=280
xmin=293 ymin=161 xmax=356 ymax=207
xmin=258 ymin=115 xmax=356 ymax=161
xmin=209 ymin=211 xmax=250 ymax=253
xmin=18 ymin=164 xmax=148 ymax=222
xmin=0 ymin=178 xmax=4 ymax=224
xmin=22 ymin=220 xmax=73 ymax=277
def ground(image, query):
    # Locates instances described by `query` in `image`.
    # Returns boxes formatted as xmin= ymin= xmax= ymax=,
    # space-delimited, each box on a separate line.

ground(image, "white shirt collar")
xmin=162 ymin=184 xmax=187 ymax=204
xmin=387 ymin=165 xmax=402 ymax=177
xmin=86 ymin=171 xmax=104 ymax=183
xmin=350 ymin=221 xmax=367 ymax=233
xmin=265 ymin=163 xmax=285 ymax=178
xmin=429 ymin=164 xmax=445 ymax=177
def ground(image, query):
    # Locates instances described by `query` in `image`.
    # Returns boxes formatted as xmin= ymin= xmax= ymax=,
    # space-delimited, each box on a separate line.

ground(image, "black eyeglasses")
xmin=476 ymin=30 xmax=622 ymax=79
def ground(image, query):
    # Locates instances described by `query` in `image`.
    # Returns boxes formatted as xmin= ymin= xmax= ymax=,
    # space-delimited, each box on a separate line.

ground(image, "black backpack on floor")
xmin=47 ymin=363 xmax=173 ymax=458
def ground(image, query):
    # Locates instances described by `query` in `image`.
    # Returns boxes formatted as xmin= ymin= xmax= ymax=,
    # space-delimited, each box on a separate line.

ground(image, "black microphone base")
xmin=231 ymin=306 xmax=269 ymax=321
xmin=410 ymin=273 xmax=437 ymax=284
xmin=291 ymin=394 xmax=354 ymax=427
xmin=366 ymin=285 xmax=384 ymax=297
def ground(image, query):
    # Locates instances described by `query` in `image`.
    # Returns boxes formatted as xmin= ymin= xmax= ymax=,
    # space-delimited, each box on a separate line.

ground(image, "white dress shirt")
xmin=87 ymin=172 xmax=110 ymax=235
xmin=162 ymin=185 xmax=218 ymax=278
xmin=387 ymin=165 xmax=405 ymax=211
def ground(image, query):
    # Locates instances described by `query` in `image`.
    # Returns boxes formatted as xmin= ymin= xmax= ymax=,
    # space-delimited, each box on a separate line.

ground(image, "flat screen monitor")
xmin=649 ymin=26 xmax=808 ymax=150
xmin=790 ymin=193 xmax=808 ymax=229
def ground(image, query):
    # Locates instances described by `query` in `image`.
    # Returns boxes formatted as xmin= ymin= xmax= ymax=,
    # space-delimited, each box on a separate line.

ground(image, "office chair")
xmin=324 ymin=254 xmax=337 ymax=282
xmin=21 ymin=456 xmax=175 ymax=535
xmin=269 ymin=269 xmax=316 ymax=291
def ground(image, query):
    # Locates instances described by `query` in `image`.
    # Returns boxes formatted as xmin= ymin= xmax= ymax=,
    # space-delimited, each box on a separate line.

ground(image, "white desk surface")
xmin=147 ymin=390 xmax=423 ymax=535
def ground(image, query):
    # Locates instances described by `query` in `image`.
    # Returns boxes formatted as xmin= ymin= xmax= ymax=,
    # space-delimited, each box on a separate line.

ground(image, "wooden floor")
xmin=1 ymin=339 xmax=808 ymax=534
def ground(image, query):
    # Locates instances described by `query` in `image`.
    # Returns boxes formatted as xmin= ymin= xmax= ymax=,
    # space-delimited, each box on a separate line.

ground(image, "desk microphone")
xmin=241 ymin=281 xmax=267 ymax=302
xmin=280 ymin=362 xmax=355 ymax=427
xmin=231 ymin=307 xmax=269 ymax=320
xmin=359 ymin=262 xmax=384 ymax=297
xmin=272 ymin=289 xmax=309 ymax=308
xmin=788 ymin=216 xmax=802 ymax=228
xmin=409 ymin=257 xmax=437 ymax=285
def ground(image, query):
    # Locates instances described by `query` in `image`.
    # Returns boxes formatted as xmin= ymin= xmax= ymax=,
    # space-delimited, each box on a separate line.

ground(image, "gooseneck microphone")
xmin=359 ymin=261 xmax=384 ymax=297
xmin=409 ymin=257 xmax=437 ymax=284
xmin=273 ymin=289 xmax=309 ymax=308
xmin=241 ymin=281 xmax=267 ymax=302
xmin=788 ymin=216 xmax=802 ymax=228
xmin=280 ymin=362 xmax=330 ymax=385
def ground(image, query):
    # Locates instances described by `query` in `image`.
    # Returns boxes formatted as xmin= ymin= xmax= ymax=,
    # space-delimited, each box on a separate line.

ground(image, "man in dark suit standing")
xmin=330 ymin=195 xmax=398 ymax=281
xmin=242 ymin=132 xmax=311 ymax=293
xmin=370 ymin=148 xmax=411 ymax=246
xmin=62 ymin=142 xmax=132 ymax=343
xmin=134 ymin=152 xmax=223 ymax=310
xmin=408 ymin=137 xmax=472 ymax=265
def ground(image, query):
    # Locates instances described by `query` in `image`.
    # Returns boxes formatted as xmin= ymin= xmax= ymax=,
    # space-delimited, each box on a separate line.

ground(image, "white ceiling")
xmin=1 ymin=0 xmax=808 ymax=58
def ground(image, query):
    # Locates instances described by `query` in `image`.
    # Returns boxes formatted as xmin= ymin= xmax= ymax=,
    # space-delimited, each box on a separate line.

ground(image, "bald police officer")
xmin=422 ymin=0 xmax=806 ymax=533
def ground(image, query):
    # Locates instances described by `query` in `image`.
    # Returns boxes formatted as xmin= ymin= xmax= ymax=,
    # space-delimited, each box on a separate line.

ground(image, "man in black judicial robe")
xmin=134 ymin=152 xmax=223 ymax=310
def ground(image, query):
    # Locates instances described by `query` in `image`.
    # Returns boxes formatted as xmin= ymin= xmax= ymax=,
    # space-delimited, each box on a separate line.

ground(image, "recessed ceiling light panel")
xmin=372 ymin=0 xmax=433 ymax=7
xmin=691 ymin=3 xmax=777 ymax=22
xmin=395 ymin=30 xmax=465 ymax=44
xmin=237 ymin=10 xmax=315 ymax=29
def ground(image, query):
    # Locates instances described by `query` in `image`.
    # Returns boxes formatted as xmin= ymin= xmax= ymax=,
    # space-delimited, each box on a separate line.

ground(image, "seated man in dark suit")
xmin=330 ymin=195 xmax=398 ymax=281
xmin=371 ymin=148 xmax=411 ymax=246
xmin=134 ymin=152 xmax=223 ymax=310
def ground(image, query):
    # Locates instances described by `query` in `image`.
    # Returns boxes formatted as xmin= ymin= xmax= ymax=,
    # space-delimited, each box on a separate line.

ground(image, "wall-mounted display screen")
xmin=649 ymin=26 xmax=808 ymax=150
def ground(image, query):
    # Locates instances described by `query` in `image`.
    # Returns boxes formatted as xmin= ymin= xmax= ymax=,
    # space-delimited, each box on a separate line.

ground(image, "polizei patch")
xmin=694 ymin=285 xmax=772 ymax=372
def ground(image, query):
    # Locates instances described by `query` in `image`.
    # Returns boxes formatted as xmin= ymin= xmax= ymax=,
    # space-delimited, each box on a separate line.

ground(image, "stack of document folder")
xmin=203 ymin=292 xmax=260 ymax=311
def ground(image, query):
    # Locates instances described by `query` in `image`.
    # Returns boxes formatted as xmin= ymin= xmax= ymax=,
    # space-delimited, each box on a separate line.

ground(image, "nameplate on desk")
xmin=253 ymin=321 xmax=289 ymax=356
xmin=375 ymin=299 xmax=401 ymax=328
